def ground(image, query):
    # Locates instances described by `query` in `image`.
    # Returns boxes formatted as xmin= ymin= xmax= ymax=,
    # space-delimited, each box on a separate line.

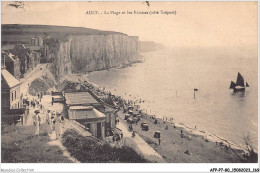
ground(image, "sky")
xmin=1 ymin=1 xmax=258 ymax=48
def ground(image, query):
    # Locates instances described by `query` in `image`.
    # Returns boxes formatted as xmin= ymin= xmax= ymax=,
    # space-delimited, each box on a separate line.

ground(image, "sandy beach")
xmin=59 ymin=73 xmax=252 ymax=163
xmin=118 ymin=111 xmax=244 ymax=163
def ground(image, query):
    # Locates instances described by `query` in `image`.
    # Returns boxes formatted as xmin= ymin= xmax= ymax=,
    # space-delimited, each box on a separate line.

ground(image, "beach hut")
xmin=137 ymin=114 xmax=141 ymax=121
xmin=128 ymin=110 xmax=133 ymax=115
xmin=127 ymin=118 xmax=133 ymax=124
xmin=128 ymin=106 xmax=134 ymax=110
xmin=133 ymin=113 xmax=139 ymax=118
xmin=154 ymin=131 xmax=161 ymax=138
xmin=132 ymin=117 xmax=138 ymax=123
xmin=141 ymin=123 xmax=149 ymax=131
xmin=124 ymin=114 xmax=130 ymax=120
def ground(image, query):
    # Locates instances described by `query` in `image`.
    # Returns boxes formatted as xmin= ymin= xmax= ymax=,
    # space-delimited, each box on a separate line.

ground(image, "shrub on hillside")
xmin=62 ymin=129 xmax=148 ymax=163
xmin=28 ymin=74 xmax=56 ymax=96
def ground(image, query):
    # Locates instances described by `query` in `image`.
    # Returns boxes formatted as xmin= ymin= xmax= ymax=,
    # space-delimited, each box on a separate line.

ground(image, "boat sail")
xmin=236 ymin=72 xmax=245 ymax=88
xmin=229 ymin=72 xmax=249 ymax=92
xmin=229 ymin=81 xmax=236 ymax=89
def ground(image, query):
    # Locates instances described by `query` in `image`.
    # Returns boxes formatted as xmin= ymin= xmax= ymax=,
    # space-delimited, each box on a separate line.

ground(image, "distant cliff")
xmin=2 ymin=24 xmax=139 ymax=78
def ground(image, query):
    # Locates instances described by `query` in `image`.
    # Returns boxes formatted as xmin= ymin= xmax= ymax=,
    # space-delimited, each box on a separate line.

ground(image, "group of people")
xmin=22 ymin=89 xmax=65 ymax=140
xmin=32 ymin=108 xmax=64 ymax=140
xmin=112 ymin=133 xmax=124 ymax=145
xmin=23 ymin=97 xmax=42 ymax=109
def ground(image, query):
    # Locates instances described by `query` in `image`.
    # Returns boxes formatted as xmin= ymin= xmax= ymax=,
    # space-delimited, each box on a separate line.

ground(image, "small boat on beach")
xmin=229 ymin=72 xmax=249 ymax=92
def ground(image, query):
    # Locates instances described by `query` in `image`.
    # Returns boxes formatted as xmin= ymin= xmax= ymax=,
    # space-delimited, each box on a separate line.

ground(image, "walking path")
xmin=117 ymin=112 xmax=165 ymax=163
xmin=20 ymin=63 xmax=48 ymax=95
xmin=48 ymin=122 xmax=80 ymax=163
xmin=19 ymin=65 xmax=82 ymax=163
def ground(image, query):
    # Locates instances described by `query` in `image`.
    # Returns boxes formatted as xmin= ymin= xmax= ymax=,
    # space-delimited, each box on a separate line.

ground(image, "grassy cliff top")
xmin=1 ymin=24 xmax=125 ymax=45
xmin=2 ymin=24 xmax=123 ymax=35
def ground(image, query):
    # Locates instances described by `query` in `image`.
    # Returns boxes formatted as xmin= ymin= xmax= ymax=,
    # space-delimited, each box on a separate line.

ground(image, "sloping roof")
xmin=65 ymin=92 xmax=98 ymax=105
xmin=69 ymin=106 xmax=106 ymax=121
xmin=1 ymin=68 xmax=20 ymax=88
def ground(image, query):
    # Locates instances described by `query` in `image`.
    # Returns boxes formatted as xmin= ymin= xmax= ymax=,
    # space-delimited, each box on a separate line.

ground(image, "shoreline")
xmin=58 ymin=73 xmax=256 ymax=162
xmin=80 ymin=73 xmax=252 ymax=154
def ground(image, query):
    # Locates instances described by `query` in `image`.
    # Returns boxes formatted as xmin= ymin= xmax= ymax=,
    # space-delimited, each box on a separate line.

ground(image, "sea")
xmin=86 ymin=47 xmax=258 ymax=150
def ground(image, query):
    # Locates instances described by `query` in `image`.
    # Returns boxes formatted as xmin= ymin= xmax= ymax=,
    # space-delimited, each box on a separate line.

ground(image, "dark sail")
xmin=229 ymin=81 xmax=236 ymax=89
xmin=236 ymin=72 xmax=244 ymax=87
xmin=246 ymin=82 xmax=249 ymax=87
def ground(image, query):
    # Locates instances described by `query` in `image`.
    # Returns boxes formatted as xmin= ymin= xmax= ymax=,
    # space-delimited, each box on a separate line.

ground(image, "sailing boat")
xmin=229 ymin=72 xmax=249 ymax=92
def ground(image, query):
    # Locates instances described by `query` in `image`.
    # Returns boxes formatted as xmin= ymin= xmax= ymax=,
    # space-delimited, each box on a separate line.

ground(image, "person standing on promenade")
xmin=120 ymin=133 xmax=124 ymax=145
xmin=61 ymin=115 xmax=65 ymax=128
xmin=32 ymin=100 xmax=35 ymax=108
xmin=33 ymin=110 xmax=40 ymax=137
xmin=158 ymin=138 xmax=161 ymax=145
xmin=51 ymin=111 xmax=55 ymax=128
xmin=54 ymin=113 xmax=62 ymax=140
xmin=46 ymin=110 xmax=53 ymax=136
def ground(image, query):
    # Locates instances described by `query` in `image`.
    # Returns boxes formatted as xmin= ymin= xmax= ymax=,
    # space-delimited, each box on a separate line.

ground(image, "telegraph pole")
xmin=194 ymin=88 xmax=198 ymax=99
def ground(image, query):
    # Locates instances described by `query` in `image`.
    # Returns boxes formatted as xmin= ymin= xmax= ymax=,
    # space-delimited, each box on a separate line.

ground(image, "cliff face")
xmin=53 ymin=34 xmax=139 ymax=77
xmin=70 ymin=34 xmax=139 ymax=73
xmin=53 ymin=39 xmax=72 ymax=78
